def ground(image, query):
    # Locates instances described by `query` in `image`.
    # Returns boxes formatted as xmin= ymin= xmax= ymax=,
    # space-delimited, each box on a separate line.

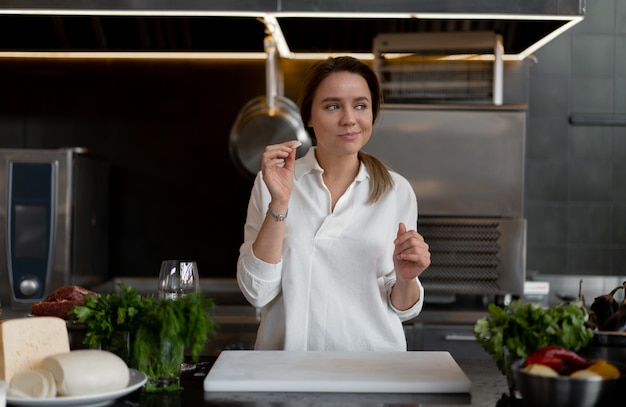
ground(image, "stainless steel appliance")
xmin=363 ymin=104 xmax=528 ymax=356
xmin=0 ymin=148 xmax=110 ymax=312
xmin=364 ymin=104 xmax=527 ymax=297
xmin=373 ymin=31 xmax=505 ymax=105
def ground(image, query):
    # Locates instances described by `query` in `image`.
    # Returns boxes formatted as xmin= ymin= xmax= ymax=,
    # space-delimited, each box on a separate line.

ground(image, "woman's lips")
xmin=340 ymin=132 xmax=359 ymax=140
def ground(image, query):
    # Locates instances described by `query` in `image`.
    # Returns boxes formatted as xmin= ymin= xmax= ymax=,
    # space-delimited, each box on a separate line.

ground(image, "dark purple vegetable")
xmin=578 ymin=279 xmax=599 ymax=330
xmin=588 ymin=282 xmax=624 ymax=330
xmin=599 ymin=281 xmax=626 ymax=332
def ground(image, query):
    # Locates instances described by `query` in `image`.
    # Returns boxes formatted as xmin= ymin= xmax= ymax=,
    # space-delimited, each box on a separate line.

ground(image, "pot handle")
xmin=264 ymin=35 xmax=283 ymax=110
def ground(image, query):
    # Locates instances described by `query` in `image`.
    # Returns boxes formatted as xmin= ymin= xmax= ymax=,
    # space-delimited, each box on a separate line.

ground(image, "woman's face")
xmin=308 ymin=71 xmax=373 ymax=158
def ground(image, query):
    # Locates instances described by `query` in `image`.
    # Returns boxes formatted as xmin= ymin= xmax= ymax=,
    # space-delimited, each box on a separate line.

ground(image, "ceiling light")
xmin=0 ymin=4 xmax=584 ymax=60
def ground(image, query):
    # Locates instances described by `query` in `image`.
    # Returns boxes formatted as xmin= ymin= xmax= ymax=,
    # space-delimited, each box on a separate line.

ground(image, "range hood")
xmin=0 ymin=0 xmax=585 ymax=58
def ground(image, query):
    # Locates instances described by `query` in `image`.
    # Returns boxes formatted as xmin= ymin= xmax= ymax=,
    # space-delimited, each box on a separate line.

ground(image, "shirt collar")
xmin=295 ymin=146 xmax=370 ymax=183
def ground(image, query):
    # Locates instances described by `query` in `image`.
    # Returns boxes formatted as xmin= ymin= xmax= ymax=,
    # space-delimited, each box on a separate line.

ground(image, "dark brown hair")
xmin=298 ymin=56 xmax=393 ymax=203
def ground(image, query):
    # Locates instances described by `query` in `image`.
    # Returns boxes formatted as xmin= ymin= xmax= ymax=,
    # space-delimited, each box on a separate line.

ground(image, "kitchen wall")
xmin=526 ymin=0 xmax=626 ymax=278
xmin=0 ymin=0 xmax=624 ymax=284
xmin=0 ymin=57 xmax=315 ymax=281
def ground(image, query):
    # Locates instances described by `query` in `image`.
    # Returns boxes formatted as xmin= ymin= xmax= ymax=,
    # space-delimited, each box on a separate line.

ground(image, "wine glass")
xmin=158 ymin=260 xmax=200 ymax=300
xmin=157 ymin=260 xmax=200 ymax=371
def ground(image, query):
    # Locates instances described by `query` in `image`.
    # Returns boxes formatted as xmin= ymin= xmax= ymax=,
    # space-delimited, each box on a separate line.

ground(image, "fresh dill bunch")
xmin=134 ymin=291 xmax=219 ymax=392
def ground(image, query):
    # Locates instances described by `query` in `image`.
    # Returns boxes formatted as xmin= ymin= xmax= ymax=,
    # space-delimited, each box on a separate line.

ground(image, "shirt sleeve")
xmin=387 ymin=277 xmax=425 ymax=322
xmin=383 ymin=173 xmax=425 ymax=322
xmin=236 ymin=173 xmax=283 ymax=309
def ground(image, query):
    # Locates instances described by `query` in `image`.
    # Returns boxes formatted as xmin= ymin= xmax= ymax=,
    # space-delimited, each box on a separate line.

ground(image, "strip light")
xmin=259 ymin=14 xmax=291 ymax=59
xmin=0 ymin=9 xmax=584 ymax=61
xmin=518 ymin=17 xmax=583 ymax=59
xmin=0 ymin=9 xmax=265 ymax=17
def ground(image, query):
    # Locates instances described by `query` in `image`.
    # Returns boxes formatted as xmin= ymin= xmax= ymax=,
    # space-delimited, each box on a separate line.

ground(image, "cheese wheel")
xmin=0 ymin=317 xmax=70 ymax=383
xmin=10 ymin=369 xmax=57 ymax=399
xmin=41 ymin=350 xmax=129 ymax=396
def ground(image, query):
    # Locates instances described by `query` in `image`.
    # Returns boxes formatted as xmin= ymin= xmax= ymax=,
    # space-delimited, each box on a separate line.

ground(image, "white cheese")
xmin=9 ymin=369 xmax=57 ymax=399
xmin=0 ymin=379 xmax=7 ymax=405
xmin=41 ymin=349 xmax=129 ymax=396
xmin=0 ymin=317 xmax=70 ymax=383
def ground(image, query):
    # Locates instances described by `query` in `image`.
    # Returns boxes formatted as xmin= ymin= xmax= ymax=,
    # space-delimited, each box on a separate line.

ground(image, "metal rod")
xmin=569 ymin=113 xmax=626 ymax=126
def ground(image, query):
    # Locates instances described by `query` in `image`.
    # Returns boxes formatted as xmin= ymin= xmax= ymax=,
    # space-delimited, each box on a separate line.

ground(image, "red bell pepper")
xmin=525 ymin=346 xmax=591 ymax=375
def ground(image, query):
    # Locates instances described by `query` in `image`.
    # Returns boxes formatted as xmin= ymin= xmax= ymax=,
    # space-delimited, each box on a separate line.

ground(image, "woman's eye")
xmin=355 ymin=104 xmax=367 ymax=110
xmin=326 ymin=104 xmax=340 ymax=110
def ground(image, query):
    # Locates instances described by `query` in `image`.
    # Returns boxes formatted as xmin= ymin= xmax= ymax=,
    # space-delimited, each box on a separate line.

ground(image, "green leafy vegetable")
xmin=134 ymin=292 xmax=218 ymax=392
xmin=69 ymin=284 xmax=219 ymax=392
xmin=69 ymin=283 xmax=153 ymax=366
xmin=473 ymin=300 xmax=594 ymax=374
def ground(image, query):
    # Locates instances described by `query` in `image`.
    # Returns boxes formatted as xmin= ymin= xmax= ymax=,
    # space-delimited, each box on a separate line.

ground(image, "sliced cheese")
xmin=0 ymin=317 xmax=70 ymax=383
xmin=10 ymin=369 xmax=57 ymax=399
xmin=41 ymin=349 xmax=129 ymax=396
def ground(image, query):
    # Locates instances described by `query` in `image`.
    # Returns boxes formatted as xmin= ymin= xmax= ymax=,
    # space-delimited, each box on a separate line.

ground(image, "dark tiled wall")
xmin=526 ymin=0 xmax=626 ymax=276
xmin=0 ymin=59 xmax=311 ymax=280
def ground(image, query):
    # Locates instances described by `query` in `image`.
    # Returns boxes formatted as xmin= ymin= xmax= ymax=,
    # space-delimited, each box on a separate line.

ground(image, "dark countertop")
xmin=110 ymin=355 xmax=519 ymax=407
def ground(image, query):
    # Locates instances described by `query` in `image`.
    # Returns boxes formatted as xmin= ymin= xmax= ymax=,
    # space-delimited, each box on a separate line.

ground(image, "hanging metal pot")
xmin=229 ymin=35 xmax=311 ymax=178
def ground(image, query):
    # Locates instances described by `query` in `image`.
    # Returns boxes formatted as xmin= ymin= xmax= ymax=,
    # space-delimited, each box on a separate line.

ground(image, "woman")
xmin=236 ymin=56 xmax=430 ymax=351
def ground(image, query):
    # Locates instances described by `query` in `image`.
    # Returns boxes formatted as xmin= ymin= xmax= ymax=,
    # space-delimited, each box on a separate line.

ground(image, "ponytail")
xmin=358 ymin=151 xmax=394 ymax=204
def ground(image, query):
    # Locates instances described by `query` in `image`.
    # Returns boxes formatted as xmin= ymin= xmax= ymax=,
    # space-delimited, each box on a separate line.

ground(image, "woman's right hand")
xmin=261 ymin=141 xmax=298 ymax=205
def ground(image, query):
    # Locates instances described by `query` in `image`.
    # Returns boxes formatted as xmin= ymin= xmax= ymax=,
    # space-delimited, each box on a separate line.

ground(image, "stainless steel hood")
xmin=0 ymin=0 xmax=585 ymax=57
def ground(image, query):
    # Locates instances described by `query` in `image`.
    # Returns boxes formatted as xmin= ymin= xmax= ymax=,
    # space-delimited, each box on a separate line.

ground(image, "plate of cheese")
xmin=1 ymin=316 xmax=146 ymax=407
xmin=6 ymin=369 xmax=146 ymax=407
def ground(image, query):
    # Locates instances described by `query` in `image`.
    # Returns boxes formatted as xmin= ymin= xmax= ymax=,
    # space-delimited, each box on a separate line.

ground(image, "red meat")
xmin=31 ymin=285 xmax=97 ymax=319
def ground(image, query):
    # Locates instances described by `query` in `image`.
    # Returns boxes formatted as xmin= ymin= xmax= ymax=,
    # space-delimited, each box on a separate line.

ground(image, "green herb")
xmin=473 ymin=300 xmax=594 ymax=375
xmin=69 ymin=283 xmax=153 ymax=366
xmin=69 ymin=284 xmax=219 ymax=392
xmin=134 ymin=292 xmax=218 ymax=392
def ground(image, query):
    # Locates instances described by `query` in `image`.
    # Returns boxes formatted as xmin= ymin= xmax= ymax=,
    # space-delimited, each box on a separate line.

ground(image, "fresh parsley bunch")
xmin=69 ymin=283 xmax=154 ymax=367
xmin=69 ymin=284 xmax=152 ymax=349
xmin=473 ymin=300 xmax=594 ymax=374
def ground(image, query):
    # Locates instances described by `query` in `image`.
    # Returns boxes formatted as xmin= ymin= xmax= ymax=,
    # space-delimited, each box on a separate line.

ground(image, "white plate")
xmin=7 ymin=368 xmax=146 ymax=407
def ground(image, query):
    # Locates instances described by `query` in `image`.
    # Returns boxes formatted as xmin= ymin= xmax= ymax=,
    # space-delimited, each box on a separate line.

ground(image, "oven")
xmin=0 ymin=148 xmax=110 ymax=312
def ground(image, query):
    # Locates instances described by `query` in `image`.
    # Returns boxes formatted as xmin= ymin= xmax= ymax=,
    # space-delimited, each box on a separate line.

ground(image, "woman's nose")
xmin=341 ymin=110 xmax=356 ymax=126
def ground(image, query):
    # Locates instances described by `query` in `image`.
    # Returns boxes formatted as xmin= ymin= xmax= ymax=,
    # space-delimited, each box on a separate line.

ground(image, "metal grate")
xmin=373 ymin=31 xmax=503 ymax=104
xmin=418 ymin=218 xmax=525 ymax=295
xmin=379 ymin=59 xmax=494 ymax=102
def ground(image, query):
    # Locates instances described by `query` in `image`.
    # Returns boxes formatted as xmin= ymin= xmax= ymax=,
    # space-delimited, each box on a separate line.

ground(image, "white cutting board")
xmin=203 ymin=350 xmax=471 ymax=393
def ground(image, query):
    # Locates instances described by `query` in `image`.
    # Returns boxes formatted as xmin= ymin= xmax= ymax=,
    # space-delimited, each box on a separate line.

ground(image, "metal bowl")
xmin=512 ymin=359 xmax=626 ymax=407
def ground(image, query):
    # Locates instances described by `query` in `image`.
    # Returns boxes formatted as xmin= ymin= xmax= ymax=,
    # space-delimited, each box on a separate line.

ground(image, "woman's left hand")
xmin=393 ymin=223 xmax=431 ymax=282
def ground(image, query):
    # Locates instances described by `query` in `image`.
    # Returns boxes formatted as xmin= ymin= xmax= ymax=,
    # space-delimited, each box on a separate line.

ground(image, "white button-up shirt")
xmin=237 ymin=147 xmax=424 ymax=351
